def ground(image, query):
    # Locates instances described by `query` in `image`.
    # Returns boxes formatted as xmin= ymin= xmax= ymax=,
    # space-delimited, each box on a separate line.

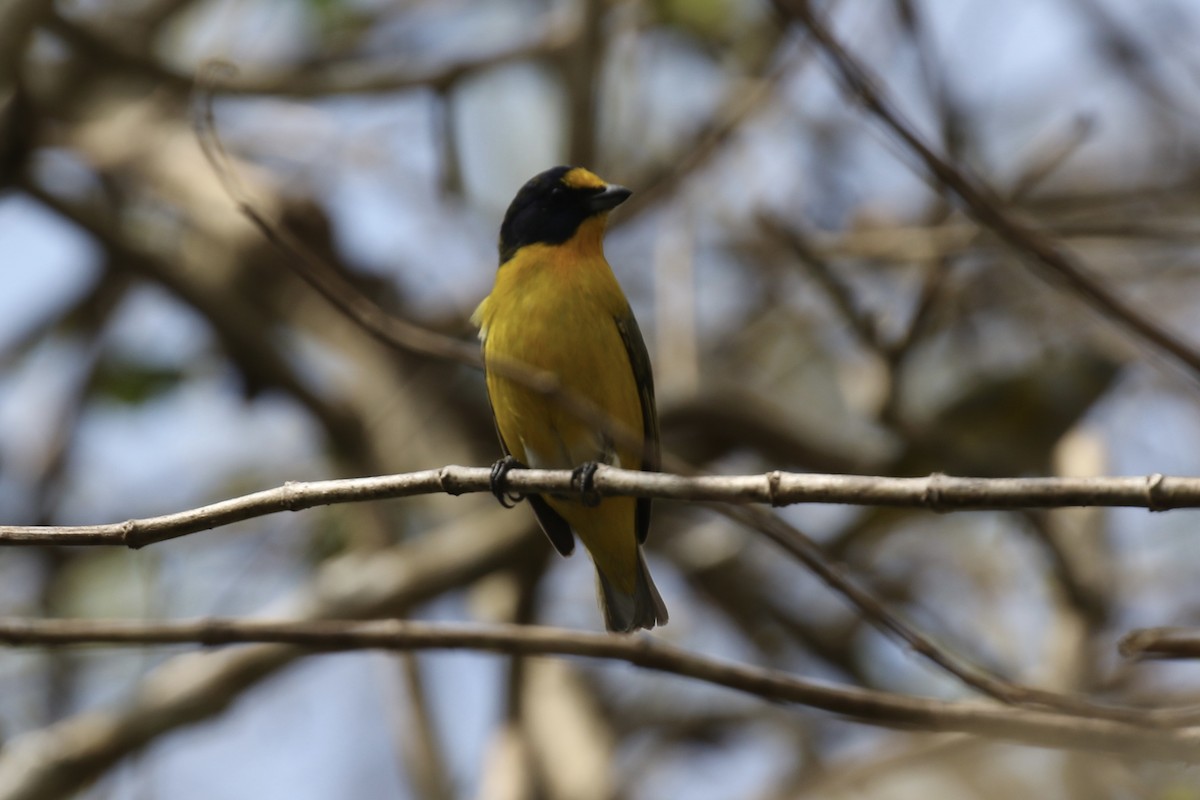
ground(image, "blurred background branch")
xmin=6 ymin=617 xmax=1200 ymax=758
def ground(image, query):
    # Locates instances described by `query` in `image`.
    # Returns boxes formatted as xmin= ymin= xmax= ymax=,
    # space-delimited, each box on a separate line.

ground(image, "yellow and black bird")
xmin=473 ymin=166 xmax=668 ymax=632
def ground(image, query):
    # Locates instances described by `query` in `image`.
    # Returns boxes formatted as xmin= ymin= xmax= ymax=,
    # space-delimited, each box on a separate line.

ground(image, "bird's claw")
xmin=572 ymin=461 xmax=603 ymax=508
xmin=490 ymin=456 xmax=526 ymax=508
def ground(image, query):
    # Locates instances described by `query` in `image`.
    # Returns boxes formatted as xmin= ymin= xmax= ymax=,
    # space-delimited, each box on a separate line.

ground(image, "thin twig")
xmin=758 ymin=214 xmax=882 ymax=351
xmin=1119 ymin=628 xmax=1200 ymax=661
xmin=616 ymin=36 xmax=801 ymax=222
xmin=1008 ymin=115 xmax=1097 ymax=202
xmin=192 ymin=62 xmax=481 ymax=369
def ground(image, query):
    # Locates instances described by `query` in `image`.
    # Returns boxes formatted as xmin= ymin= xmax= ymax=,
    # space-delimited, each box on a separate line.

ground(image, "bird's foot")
xmin=490 ymin=456 xmax=527 ymax=508
xmin=571 ymin=461 xmax=603 ymax=508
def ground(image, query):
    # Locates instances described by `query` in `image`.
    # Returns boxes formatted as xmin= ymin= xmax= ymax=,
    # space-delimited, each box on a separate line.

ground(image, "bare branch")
xmin=0 ymin=616 xmax=1198 ymax=760
xmin=0 ymin=466 xmax=1193 ymax=547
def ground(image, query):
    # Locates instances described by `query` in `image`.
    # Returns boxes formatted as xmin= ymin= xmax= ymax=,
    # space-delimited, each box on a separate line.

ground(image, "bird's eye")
xmin=550 ymin=185 xmax=564 ymax=197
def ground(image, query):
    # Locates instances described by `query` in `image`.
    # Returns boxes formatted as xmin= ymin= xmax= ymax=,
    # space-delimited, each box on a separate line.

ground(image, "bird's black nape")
xmin=497 ymin=166 xmax=630 ymax=264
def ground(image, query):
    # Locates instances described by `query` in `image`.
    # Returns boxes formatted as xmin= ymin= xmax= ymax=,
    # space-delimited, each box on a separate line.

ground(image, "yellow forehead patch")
xmin=561 ymin=167 xmax=607 ymax=190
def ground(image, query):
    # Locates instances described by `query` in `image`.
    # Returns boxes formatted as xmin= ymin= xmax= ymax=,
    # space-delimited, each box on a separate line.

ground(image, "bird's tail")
xmin=596 ymin=548 xmax=668 ymax=632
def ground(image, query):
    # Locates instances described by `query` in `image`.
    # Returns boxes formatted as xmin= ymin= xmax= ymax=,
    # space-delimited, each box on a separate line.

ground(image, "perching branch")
xmin=0 ymin=465 xmax=1193 ymax=547
xmin=1 ymin=616 xmax=1198 ymax=760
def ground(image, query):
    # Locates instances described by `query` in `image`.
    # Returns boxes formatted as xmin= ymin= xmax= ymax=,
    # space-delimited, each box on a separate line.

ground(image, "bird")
xmin=472 ymin=166 xmax=668 ymax=632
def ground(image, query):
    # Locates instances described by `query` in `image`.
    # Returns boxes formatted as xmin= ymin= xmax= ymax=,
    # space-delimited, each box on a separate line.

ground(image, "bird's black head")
xmin=498 ymin=166 xmax=631 ymax=264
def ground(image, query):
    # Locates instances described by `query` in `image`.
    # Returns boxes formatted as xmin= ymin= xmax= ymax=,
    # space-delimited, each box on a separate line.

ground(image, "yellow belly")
xmin=477 ymin=246 xmax=645 ymax=592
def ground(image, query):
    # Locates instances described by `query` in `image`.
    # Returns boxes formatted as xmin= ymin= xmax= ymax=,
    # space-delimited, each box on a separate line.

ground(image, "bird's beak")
xmin=588 ymin=183 xmax=632 ymax=213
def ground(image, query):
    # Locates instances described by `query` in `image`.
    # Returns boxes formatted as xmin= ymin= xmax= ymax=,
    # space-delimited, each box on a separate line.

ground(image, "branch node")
xmin=119 ymin=519 xmax=142 ymax=549
xmin=1117 ymin=629 xmax=1153 ymax=659
xmin=438 ymin=466 xmax=466 ymax=496
xmin=1146 ymin=473 xmax=1167 ymax=512
xmin=280 ymin=481 xmax=303 ymax=511
xmin=922 ymin=472 xmax=949 ymax=513
xmin=766 ymin=470 xmax=783 ymax=506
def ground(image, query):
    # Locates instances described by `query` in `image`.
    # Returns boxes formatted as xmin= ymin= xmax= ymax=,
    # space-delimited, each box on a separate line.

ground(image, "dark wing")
xmin=486 ymin=380 xmax=575 ymax=556
xmin=614 ymin=310 xmax=660 ymax=544
xmin=527 ymin=494 xmax=576 ymax=556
